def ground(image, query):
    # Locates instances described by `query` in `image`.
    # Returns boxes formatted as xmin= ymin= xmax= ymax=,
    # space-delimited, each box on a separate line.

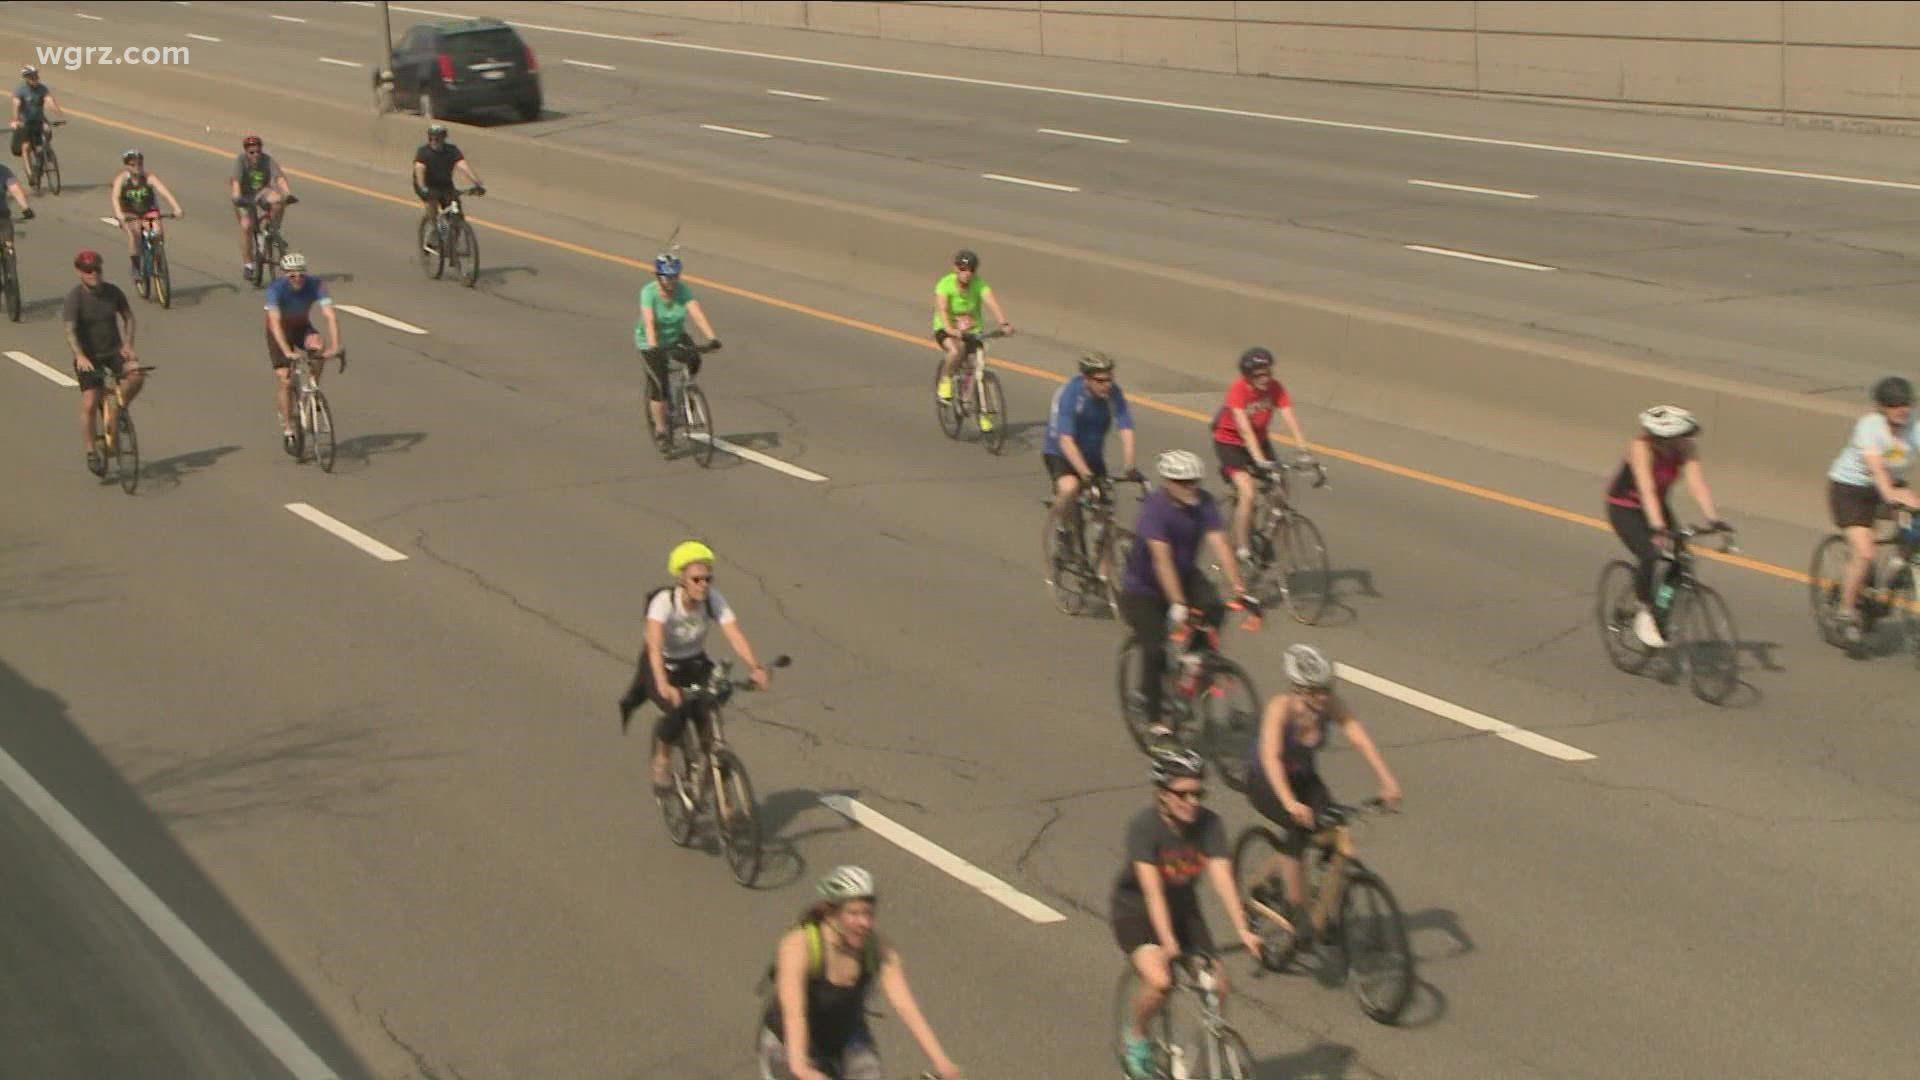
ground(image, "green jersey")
xmin=932 ymin=271 xmax=991 ymax=332
xmin=636 ymin=279 xmax=696 ymax=349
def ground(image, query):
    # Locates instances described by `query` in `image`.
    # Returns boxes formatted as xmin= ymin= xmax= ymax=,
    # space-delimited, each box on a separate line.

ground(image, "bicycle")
xmin=286 ymin=345 xmax=346 ymax=473
xmin=88 ymin=363 xmax=153 ymax=495
xmin=1117 ymin=603 xmax=1262 ymax=784
xmin=24 ymin=119 xmax=61 ymax=195
xmin=643 ymin=339 xmax=723 ymax=467
xmin=1221 ymin=458 xmax=1332 ymax=625
xmin=123 ymin=210 xmax=178 ymax=308
xmin=1 ymin=207 xmax=34 ymax=323
xmin=1043 ymin=472 xmax=1148 ymax=618
xmin=1809 ymin=508 xmax=1920 ymax=661
xmin=1596 ymin=522 xmax=1741 ymax=705
xmin=241 ymin=193 xmax=298 ymax=288
xmin=658 ymin=654 xmax=790 ymax=887
xmin=418 ymin=186 xmax=483 ymax=287
xmin=1111 ymin=952 xmax=1256 ymax=1079
xmin=933 ymin=328 xmax=1011 ymax=454
xmin=1232 ymin=797 xmax=1414 ymax=1025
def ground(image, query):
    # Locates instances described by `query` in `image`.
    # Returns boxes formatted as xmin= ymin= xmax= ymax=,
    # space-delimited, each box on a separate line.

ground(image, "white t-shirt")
xmin=647 ymin=585 xmax=737 ymax=660
xmin=1828 ymin=412 xmax=1920 ymax=487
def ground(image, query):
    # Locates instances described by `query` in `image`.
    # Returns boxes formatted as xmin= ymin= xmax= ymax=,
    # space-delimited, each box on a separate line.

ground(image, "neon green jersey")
xmin=932 ymin=271 xmax=991 ymax=332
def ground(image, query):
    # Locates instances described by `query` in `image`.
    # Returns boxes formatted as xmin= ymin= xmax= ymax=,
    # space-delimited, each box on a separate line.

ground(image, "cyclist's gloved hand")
xmin=472 ymin=184 xmax=487 ymax=196
xmin=1167 ymin=602 xmax=1191 ymax=627
xmin=17 ymin=207 xmax=31 ymax=220
xmin=706 ymin=338 xmax=722 ymax=352
xmin=1124 ymin=468 xmax=1146 ymax=484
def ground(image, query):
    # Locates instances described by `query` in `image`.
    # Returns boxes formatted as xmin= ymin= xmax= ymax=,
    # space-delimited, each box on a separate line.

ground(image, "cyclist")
xmin=1111 ymin=747 xmax=1263 ymax=1080
xmin=617 ymin=541 xmax=770 ymax=791
xmin=1211 ymin=347 xmax=1315 ymax=563
xmin=108 ymin=150 xmax=183 ymax=280
xmin=9 ymin=66 xmax=60 ymax=162
xmin=1043 ymin=350 xmax=1141 ymax=540
xmin=264 ymin=252 xmax=343 ymax=453
xmin=931 ymin=249 xmax=1011 ymax=422
xmin=231 ymin=134 xmax=294 ymax=279
xmin=62 ymin=250 xmax=140 ymax=476
xmin=1118 ymin=450 xmax=1256 ymax=741
xmin=759 ymin=866 xmax=965 ymax=1080
xmin=1825 ymin=376 xmax=1920 ymax=645
xmin=1246 ymin=644 xmax=1401 ymax=936
xmin=1605 ymin=406 xmax=1729 ymax=649
xmin=636 ymin=252 xmax=721 ymax=450
xmin=412 ymin=122 xmax=484 ymax=242
xmin=0 ymin=154 xmax=33 ymax=251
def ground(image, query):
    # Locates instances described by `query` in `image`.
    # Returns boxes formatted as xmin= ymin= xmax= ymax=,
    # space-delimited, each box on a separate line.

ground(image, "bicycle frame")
xmin=1241 ymin=799 xmax=1388 ymax=938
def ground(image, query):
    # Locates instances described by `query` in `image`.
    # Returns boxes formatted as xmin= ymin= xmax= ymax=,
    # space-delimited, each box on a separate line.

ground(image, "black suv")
xmin=382 ymin=18 xmax=542 ymax=122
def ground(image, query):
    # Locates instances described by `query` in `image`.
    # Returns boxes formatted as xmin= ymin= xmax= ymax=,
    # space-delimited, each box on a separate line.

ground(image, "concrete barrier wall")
xmin=25 ymin=27 xmax=1855 ymax=525
xmin=566 ymin=1 xmax=1920 ymax=124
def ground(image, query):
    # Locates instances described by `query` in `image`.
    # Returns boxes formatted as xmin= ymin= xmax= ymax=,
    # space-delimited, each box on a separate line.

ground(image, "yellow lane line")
xmin=67 ymin=107 xmax=1813 ymax=584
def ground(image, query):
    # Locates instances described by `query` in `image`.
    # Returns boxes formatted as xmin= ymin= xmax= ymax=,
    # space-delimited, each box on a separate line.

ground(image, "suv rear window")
xmin=445 ymin=28 xmax=523 ymax=67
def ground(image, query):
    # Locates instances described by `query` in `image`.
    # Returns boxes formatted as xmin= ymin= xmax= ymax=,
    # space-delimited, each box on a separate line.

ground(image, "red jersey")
xmin=1211 ymin=376 xmax=1292 ymax=447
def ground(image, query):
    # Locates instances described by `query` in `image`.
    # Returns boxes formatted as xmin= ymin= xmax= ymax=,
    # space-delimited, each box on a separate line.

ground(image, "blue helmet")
xmin=654 ymin=253 xmax=683 ymax=277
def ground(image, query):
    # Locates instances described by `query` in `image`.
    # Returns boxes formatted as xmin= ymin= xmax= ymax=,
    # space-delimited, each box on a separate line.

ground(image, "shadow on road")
xmin=137 ymin=444 xmax=242 ymax=492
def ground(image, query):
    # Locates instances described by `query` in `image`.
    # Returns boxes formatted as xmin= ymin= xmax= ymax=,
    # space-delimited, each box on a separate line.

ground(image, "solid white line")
xmin=1405 ymin=244 xmax=1557 ymax=272
xmin=1408 ymin=178 xmax=1537 ymax=200
xmin=336 ymin=304 xmax=427 ymax=335
xmin=271 ymin=14 xmax=307 ymax=22
xmin=283 ymin=504 xmax=409 ymax=562
xmin=317 ymin=57 xmax=361 ymax=68
xmin=6 ymin=351 xmax=78 ymax=388
xmin=76 ymin=12 xmax=104 ymax=20
xmin=187 ymin=33 xmax=221 ymax=43
xmin=0 ymin=746 xmax=341 ymax=1079
xmin=562 ymin=58 xmax=616 ymax=71
xmin=767 ymin=89 xmax=828 ymax=101
xmin=1038 ymin=127 xmax=1129 ymax=145
xmin=820 ymin=795 xmax=1067 ymax=923
xmin=358 ymin=4 xmax=1920 ymax=194
xmin=982 ymin=172 xmax=1080 ymax=193
xmin=699 ymin=123 xmax=771 ymax=140
xmin=1337 ymin=664 xmax=1596 ymax=762
xmin=687 ymin=434 xmax=828 ymax=482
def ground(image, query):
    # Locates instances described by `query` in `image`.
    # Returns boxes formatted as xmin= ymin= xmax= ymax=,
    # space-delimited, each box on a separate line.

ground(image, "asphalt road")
xmin=20 ymin=0 xmax=1920 ymax=397
xmin=1 ymin=6 xmax=1918 ymax=1080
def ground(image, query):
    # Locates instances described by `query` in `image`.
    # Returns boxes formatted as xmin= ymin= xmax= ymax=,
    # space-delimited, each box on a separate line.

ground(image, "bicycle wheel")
xmin=685 ymin=385 xmax=716 ymax=467
xmin=714 ymin=749 xmax=763 ymax=887
xmin=1111 ymin=961 xmax=1173 ymax=1078
xmin=153 ymin=244 xmax=171 ymax=308
xmin=134 ymin=247 xmax=151 ymax=300
xmin=1115 ymin=637 xmax=1171 ymax=753
xmin=4 ymin=255 xmax=20 ymax=323
xmin=1272 ymin=512 xmax=1331 ymax=626
xmin=43 ymin=143 xmax=59 ymax=195
xmin=1102 ymin=526 xmax=1134 ymax=621
xmin=934 ymin=362 xmax=961 ymax=440
xmin=310 ymin=391 xmax=337 ymax=473
xmin=1674 ymin=584 xmax=1740 ymax=706
xmin=418 ymin=217 xmax=446 ymax=279
xmin=114 ymin=406 xmax=139 ymax=495
xmin=454 ymin=220 xmax=479 ymax=287
xmin=1231 ymin=826 xmax=1302 ymax=972
xmin=1192 ymin=656 xmax=1260 ymax=792
xmin=979 ymin=371 xmax=1008 ymax=454
xmin=657 ymin=734 xmax=698 ymax=847
xmin=1807 ymin=534 xmax=1850 ymax=647
xmin=1042 ymin=514 xmax=1091 ymax=616
xmin=1210 ymin=1027 xmax=1258 ymax=1079
xmin=1595 ymin=560 xmax=1655 ymax=675
xmin=1340 ymin=868 xmax=1415 ymax=1025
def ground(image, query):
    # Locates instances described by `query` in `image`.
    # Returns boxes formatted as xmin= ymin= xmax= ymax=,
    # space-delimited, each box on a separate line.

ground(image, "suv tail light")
xmin=524 ymin=45 xmax=538 ymax=73
xmin=436 ymin=53 xmax=455 ymax=82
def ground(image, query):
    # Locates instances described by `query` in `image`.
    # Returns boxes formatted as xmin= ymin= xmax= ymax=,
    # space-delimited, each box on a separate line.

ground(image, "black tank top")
xmin=763 ymin=925 xmax=876 ymax=1058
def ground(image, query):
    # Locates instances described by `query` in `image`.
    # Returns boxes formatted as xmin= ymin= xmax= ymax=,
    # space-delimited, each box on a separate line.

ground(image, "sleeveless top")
xmin=1607 ymin=441 xmax=1686 ymax=509
xmin=763 ymin=924 xmax=877 ymax=1058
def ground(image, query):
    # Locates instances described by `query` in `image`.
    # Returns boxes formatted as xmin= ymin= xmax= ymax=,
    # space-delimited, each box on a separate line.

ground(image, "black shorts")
xmin=11 ymin=120 xmax=44 ymax=157
xmin=642 ymin=337 xmax=700 ymax=403
xmin=266 ymin=323 xmax=319 ymax=368
xmin=1829 ymin=480 xmax=1883 ymax=530
xmin=1248 ymin=771 xmax=1331 ymax=857
xmin=73 ymin=350 xmax=125 ymax=393
xmin=1213 ymin=440 xmax=1271 ymax=482
xmin=1043 ymin=453 xmax=1106 ymax=483
xmin=417 ymin=184 xmax=456 ymax=207
xmin=1111 ymin=903 xmax=1215 ymax=956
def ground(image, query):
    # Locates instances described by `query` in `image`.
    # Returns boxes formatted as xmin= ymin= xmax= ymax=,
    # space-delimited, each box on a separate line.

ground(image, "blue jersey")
xmin=1043 ymin=375 xmax=1133 ymax=466
xmin=264 ymin=274 xmax=330 ymax=324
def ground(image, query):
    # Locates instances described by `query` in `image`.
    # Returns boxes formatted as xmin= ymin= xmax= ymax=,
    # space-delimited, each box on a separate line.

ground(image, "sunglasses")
xmin=1086 ymin=374 xmax=1112 ymax=384
xmin=686 ymin=574 xmax=712 ymax=584
xmin=1161 ymin=785 xmax=1206 ymax=802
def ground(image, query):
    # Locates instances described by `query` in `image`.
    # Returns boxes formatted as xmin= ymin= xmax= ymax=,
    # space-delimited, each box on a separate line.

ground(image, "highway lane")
xmin=1 ymin=69 xmax=1918 ymax=1080
xmin=39 ymin=0 xmax=1920 ymax=396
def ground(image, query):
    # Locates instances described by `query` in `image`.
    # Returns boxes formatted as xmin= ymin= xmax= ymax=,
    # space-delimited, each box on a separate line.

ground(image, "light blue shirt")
xmin=1828 ymin=412 xmax=1919 ymax=487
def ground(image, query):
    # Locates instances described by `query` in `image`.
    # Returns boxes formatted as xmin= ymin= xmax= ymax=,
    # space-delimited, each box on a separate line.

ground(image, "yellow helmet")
xmin=667 ymin=540 xmax=716 ymax=577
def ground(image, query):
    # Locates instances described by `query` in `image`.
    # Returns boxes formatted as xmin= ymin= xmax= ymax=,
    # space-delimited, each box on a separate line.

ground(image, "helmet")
xmin=242 ymin=134 xmax=262 ymax=150
xmin=280 ymin=252 xmax=308 ymax=273
xmin=1638 ymin=405 xmax=1699 ymax=440
xmin=426 ymin=123 xmax=448 ymax=138
xmin=653 ymin=253 xmax=683 ymax=278
xmin=1156 ymin=449 xmax=1204 ymax=482
xmin=73 ymin=249 xmax=102 ymax=271
xmin=20 ymin=66 xmax=37 ymax=78
xmin=953 ymin=249 xmax=979 ymax=271
xmin=122 ymin=149 xmax=143 ymax=164
xmin=1283 ymin=643 xmax=1336 ymax=689
xmin=1149 ymin=746 xmax=1207 ymax=786
xmin=1078 ymin=351 xmax=1115 ymax=377
xmin=1238 ymin=347 xmax=1275 ymax=377
xmin=817 ymin=865 xmax=877 ymax=903
xmin=666 ymin=539 xmax=715 ymax=577
xmin=1873 ymin=376 xmax=1914 ymax=408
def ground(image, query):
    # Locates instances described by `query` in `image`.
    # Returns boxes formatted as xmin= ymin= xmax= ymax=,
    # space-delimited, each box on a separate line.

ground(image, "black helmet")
xmin=953 ymin=249 xmax=979 ymax=271
xmin=1238 ymin=347 xmax=1274 ymax=377
xmin=1874 ymin=376 xmax=1914 ymax=408
xmin=1079 ymin=351 xmax=1115 ymax=376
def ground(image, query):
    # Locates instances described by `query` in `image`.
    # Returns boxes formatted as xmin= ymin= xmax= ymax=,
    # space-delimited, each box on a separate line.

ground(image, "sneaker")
xmin=936 ymin=377 xmax=953 ymax=402
xmin=1836 ymin=611 xmax=1864 ymax=647
xmin=979 ymin=414 xmax=995 ymax=433
xmin=242 ymin=261 xmax=256 ymax=278
xmin=85 ymin=448 xmax=105 ymax=477
xmin=1123 ymin=1034 xmax=1156 ymax=1080
xmin=282 ymin=429 xmax=298 ymax=456
xmin=1235 ymin=545 xmax=1254 ymax=565
xmin=1632 ymin=606 xmax=1667 ymax=649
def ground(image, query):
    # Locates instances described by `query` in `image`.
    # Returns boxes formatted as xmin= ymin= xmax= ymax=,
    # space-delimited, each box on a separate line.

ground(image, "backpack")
xmin=645 ymin=583 xmax=716 ymax=621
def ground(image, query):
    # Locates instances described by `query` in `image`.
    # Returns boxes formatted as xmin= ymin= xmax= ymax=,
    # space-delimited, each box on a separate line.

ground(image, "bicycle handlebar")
xmin=685 ymin=654 xmax=791 ymax=701
xmin=1666 ymin=522 xmax=1739 ymax=554
xmin=1256 ymin=456 xmax=1328 ymax=489
xmin=1317 ymin=795 xmax=1399 ymax=831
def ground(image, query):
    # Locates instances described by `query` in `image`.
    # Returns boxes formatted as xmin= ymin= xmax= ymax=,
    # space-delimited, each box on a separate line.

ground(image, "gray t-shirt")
xmin=62 ymin=281 xmax=131 ymax=360
xmin=1110 ymin=805 xmax=1226 ymax=920
xmin=234 ymin=151 xmax=283 ymax=198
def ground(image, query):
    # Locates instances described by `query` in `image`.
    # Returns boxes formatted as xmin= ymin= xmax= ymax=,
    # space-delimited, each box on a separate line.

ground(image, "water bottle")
xmin=1653 ymin=558 xmax=1676 ymax=612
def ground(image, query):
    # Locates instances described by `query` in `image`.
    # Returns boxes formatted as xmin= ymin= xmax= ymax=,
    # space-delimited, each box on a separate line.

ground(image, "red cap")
xmin=74 ymin=250 xmax=103 ymax=270
xmin=243 ymin=134 xmax=262 ymax=148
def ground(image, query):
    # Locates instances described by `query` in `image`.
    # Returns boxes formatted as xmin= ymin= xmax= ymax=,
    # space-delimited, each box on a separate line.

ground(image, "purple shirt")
xmin=1121 ymin=488 xmax=1224 ymax=597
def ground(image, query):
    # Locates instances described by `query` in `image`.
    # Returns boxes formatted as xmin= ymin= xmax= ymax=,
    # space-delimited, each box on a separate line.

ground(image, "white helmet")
xmin=817 ymin=865 xmax=877 ymax=903
xmin=280 ymin=251 xmax=308 ymax=273
xmin=1156 ymin=449 xmax=1204 ymax=482
xmin=1638 ymin=405 xmax=1698 ymax=439
xmin=1283 ymin=643 xmax=1335 ymax=689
